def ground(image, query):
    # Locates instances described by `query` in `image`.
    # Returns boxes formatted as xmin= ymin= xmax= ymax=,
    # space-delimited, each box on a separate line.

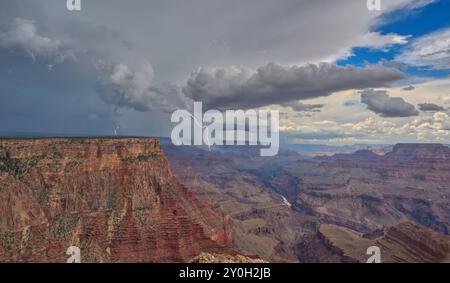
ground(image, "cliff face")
xmin=0 ymin=138 xmax=232 ymax=263
xmin=161 ymin=141 xmax=308 ymax=262
xmin=323 ymin=143 xmax=450 ymax=182
xmin=282 ymin=144 xmax=450 ymax=235
xmin=318 ymin=222 xmax=450 ymax=263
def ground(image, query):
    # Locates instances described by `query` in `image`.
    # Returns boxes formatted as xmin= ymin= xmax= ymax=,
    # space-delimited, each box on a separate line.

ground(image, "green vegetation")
xmin=0 ymin=150 xmax=40 ymax=178
xmin=0 ymin=232 xmax=16 ymax=252
xmin=160 ymin=181 xmax=179 ymax=199
xmin=0 ymin=155 xmax=32 ymax=178
xmin=50 ymin=212 xmax=80 ymax=240
xmin=0 ymin=155 xmax=23 ymax=177
xmin=121 ymin=153 xmax=161 ymax=164
xmin=65 ymin=160 xmax=82 ymax=172
xmin=35 ymin=189 xmax=49 ymax=207
xmin=135 ymin=207 xmax=153 ymax=227
xmin=161 ymin=181 xmax=171 ymax=189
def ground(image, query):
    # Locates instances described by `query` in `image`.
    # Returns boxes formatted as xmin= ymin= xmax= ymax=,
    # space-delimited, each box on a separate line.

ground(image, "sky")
xmin=0 ymin=0 xmax=449 ymax=144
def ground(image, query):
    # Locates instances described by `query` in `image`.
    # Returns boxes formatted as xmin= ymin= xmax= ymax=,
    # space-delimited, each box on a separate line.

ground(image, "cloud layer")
xmin=281 ymin=101 xmax=324 ymax=112
xmin=97 ymin=63 xmax=191 ymax=113
xmin=183 ymin=63 xmax=405 ymax=109
xmin=397 ymin=27 xmax=450 ymax=69
xmin=360 ymin=89 xmax=419 ymax=117
xmin=418 ymin=103 xmax=446 ymax=112
xmin=0 ymin=0 xmax=446 ymax=144
xmin=0 ymin=18 xmax=78 ymax=62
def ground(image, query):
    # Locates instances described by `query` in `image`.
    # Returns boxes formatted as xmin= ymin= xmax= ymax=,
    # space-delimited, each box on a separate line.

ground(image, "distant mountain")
xmin=386 ymin=143 xmax=450 ymax=162
xmin=325 ymin=149 xmax=380 ymax=161
xmin=324 ymin=143 xmax=450 ymax=162
xmin=0 ymin=131 xmax=64 ymax=138
xmin=289 ymin=143 xmax=450 ymax=235
xmin=283 ymin=143 xmax=389 ymax=157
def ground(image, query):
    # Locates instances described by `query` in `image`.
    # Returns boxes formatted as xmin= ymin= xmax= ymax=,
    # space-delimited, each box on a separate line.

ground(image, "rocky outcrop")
xmin=321 ymin=143 xmax=450 ymax=182
xmin=190 ymin=252 xmax=266 ymax=263
xmin=0 ymin=138 xmax=232 ymax=262
xmin=318 ymin=222 xmax=450 ymax=263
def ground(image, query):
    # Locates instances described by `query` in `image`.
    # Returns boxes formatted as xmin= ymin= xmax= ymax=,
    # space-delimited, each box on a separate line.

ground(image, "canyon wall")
xmin=0 ymin=138 xmax=232 ymax=262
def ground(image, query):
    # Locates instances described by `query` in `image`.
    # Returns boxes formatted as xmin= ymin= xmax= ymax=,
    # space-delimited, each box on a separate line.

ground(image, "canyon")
xmin=0 ymin=138 xmax=232 ymax=262
xmin=1 ymin=138 xmax=449 ymax=263
xmin=162 ymin=140 xmax=450 ymax=262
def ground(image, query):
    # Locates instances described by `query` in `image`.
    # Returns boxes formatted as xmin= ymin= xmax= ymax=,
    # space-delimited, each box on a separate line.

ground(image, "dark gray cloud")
xmin=0 ymin=0 xmax=434 ymax=138
xmin=360 ymin=89 xmax=419 ymax=117
xmin=97 ymin=63 xmax=191 ymax=113
xmin=0 ymin=18 xmax=79 ymax=63
xmin=281 ymin=101 xmax=324 ymax=112
xmin=402 ymin=85 xmax=415 ymax=91
xmin=418 ymin=103 xmax=445 ymax=112
xmin=68 ymin=0 xmax=416 ymax=81
xmin=0 ymin=50 xmax=118 ymax=135
xmin=343 ymin=100 xmax=359 ymax=107
xmin=183 ymin=63 xmax=405 ymax=109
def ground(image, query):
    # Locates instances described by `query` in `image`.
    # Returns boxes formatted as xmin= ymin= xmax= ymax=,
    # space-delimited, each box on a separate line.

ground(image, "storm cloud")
xmin=0 ymin=0 xmax=441 ymax=141
xmin=97 ymin=63 xmax=191 ymax=113
xmin=360 ymin=89 xmax=419 ymax=117
xmin=183 ymin=63 xmax=405 ymax=110
xmin=418 ymin=103 xmax=446 ymax=112
xmin=282 ymin=101 xmax=324 ymax=112
xmin=0 ymin=18 xmax=78 ymax=62
xmin=402 ymin=85 xmax=415 ymax=91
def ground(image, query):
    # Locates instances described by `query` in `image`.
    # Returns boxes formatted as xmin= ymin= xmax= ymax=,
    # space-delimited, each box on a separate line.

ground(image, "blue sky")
xmin=338 ymin=0 xmax=450 ymax=79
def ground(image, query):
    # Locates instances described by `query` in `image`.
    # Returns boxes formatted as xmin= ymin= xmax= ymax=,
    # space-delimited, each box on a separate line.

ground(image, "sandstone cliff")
xmin=190 ymin=252 xmax=267 ymax=263
xmin=0 ymin=138 xmax=232 ymax=262
xmin=318 ymin=222 xmax=450 ymax=263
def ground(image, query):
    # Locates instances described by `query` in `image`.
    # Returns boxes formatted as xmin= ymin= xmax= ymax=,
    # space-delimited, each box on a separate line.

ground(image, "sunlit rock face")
xmin=0 ymin=138 xmax=232 ymax=263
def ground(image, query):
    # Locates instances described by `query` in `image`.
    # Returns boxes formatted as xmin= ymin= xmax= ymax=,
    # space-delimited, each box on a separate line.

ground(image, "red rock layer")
xmin=324 ymin=144 xmax=450 ymax=182
xmin=0 ymin=138 xmax=232 ymax=262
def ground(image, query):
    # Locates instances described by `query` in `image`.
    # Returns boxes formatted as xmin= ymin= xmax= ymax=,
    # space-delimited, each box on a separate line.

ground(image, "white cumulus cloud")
xmin=397 ymin=28 xmax=450 ymax=69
